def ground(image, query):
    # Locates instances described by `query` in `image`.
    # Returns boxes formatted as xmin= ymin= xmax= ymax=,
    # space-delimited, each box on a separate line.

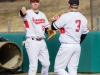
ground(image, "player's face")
xmin=30 ymin=1 xmax=40 ymax=10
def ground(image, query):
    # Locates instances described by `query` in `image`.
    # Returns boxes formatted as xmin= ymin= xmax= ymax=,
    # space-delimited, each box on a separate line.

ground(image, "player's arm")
xmin=80 ymin=34 xmax=87 ymax=43
xmin=80 ymin=23 xmax=89 ymax=43
xmin=20 ymin=7 xmax=27 ymax=17
xmin=43 ymin=14 xmax=50 ymax=34
xmin=51 ymin=14 xmax=66 ymax=30
xmin=51 ymin=14 xmax=60 ymax=30
xmin=45 ymin=27 xmax=49 ymax=34
xmin=51 ymin=20 xmax=57 ymax=30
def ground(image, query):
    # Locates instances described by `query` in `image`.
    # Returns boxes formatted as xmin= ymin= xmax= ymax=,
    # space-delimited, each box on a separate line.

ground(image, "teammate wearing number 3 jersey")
xmin=51 ymin=0 xmax=89 ymax=75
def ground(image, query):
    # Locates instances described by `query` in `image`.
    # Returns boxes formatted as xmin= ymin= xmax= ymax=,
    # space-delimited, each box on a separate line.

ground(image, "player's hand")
xmin=21 ymin=7 xmax=27 ymax=15
xmin=22 ymin=41 xmax=26 ymax=46
xmin=52 ymin=14 xmax=60 ymax=21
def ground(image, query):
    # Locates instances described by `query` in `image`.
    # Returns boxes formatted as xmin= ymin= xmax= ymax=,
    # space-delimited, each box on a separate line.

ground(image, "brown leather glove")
xmin=47 ymin=29 xmax=56 ymax=40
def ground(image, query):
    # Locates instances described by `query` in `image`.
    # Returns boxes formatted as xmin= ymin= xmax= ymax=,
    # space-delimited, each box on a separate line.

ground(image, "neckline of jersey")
xmin=31 ymin=9 xmax=39 ymax=14
xmin=70 ymin=10 xmax=78 ymax=12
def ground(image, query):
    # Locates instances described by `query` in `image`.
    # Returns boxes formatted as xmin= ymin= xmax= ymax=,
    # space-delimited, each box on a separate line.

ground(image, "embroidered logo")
xmin=32 ymin=17 xmax=45 ymax=24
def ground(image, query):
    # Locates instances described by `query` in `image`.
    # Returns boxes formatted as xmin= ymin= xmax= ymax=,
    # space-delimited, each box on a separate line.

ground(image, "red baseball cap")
xmin=30 ymin=0 xmax=40 ymax=3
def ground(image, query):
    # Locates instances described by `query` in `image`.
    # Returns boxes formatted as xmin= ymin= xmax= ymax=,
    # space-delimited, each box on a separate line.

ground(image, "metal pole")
xmin=90 ymin=0 xmax=93 ymax=30
xmin=97 ymin=17 xmax=100 ymax=30
xmin=7 ymin=20 xmax=10 ymax=33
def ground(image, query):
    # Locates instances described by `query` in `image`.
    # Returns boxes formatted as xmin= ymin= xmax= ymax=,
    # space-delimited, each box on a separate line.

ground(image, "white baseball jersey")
xmin=20 ymin=9 xmax=49 ymax=38
xmin=53 ymin=11 xmax=89 ymax=44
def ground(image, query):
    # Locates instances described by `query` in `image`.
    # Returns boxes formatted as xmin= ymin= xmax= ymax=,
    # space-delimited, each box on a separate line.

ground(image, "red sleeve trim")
xmin=24 ymin=20 xmax=29 ymax=28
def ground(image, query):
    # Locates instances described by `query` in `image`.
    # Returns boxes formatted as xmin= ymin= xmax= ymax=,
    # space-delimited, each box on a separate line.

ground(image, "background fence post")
xmin=90 ymin=0 xmax=93 ymax=30
xmin=97 ymin=17 xmax=100 ymax=30
xmin=7 ymin=20 xmax=10 ymax=33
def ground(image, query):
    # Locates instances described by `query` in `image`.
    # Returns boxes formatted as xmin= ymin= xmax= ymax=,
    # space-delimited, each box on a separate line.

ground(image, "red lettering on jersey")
xmin=32 ymin=17 xmax=45 ymax=24
xmin=60 ymin=28 xmax=65 ymax=34
xmin=24 ymin=20 xmax=29 ymax=28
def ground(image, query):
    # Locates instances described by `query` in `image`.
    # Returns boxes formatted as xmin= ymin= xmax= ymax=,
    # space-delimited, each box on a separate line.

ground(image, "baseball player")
xmin=51 ymin=0 xmax=89 ymax=75
xmin=19 ymin=0 xmax=50 ymax=75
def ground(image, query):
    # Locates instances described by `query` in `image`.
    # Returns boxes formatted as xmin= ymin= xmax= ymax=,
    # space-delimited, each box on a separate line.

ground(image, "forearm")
xmin=45 ymin=27 xmax=49 ymax=34
xmin=51 ymin=20 xmax=57 ymax=30
xmin=80 ymin=34 xmax=87 ymax=43
xmin=20 ymin=10 xmax=26 ymax=17
xmin=20 ymin=7 xmax=27 ymax=17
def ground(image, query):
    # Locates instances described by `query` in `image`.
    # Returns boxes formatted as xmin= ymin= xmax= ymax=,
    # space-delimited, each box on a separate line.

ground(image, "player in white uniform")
xmin=19 ymin=0 xmax=50 ymax=75
xmin=51 ymin=0 xmax=89 ymax=75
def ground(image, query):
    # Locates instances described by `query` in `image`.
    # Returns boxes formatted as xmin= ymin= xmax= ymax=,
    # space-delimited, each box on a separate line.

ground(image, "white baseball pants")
xmin=25 ymin=38 xmax=50 ymax=75
xmin=54 ymin=44 xmax=81 ymax=75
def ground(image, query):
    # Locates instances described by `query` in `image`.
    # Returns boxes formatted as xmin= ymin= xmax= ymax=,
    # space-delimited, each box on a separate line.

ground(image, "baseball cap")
xmin=30 ymin=0 xmax=40 ymax=3
xmin=69 ymin=0 xmax=79 ymax=6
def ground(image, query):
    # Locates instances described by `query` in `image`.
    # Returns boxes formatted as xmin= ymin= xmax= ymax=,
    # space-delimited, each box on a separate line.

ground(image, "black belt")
xmin=32 ymin=38 xmax=42 ymax=41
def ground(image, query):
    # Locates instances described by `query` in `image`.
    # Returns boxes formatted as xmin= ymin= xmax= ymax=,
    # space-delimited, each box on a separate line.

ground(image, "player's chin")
xmin=32 ymin=6 xmax=38 ymax=9
xmin=33 ymin=7 xmax=38 ymax=10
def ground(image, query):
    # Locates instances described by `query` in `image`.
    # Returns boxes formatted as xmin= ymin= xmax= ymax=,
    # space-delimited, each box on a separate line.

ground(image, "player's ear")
xmin=67 ymin=0 xmax=70 ymax=7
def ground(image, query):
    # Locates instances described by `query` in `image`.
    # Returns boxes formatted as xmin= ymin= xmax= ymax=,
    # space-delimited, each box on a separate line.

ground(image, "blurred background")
xmin=0 ymin=0 xmax=99 ymax=32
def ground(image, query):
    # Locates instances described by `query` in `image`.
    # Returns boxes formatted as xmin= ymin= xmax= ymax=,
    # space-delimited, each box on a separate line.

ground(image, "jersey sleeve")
xmin=19 ymin=10 xmax=29 ymax=21
xmin=44 ymin=14 xmax=50 ymax=28
xmin=53 ymin=14 xmax=66 ymax=29
xmin=83 ymin=20 xmax=89 ymax=34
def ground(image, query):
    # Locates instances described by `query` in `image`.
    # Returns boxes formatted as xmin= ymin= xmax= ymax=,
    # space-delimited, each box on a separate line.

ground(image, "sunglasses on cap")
xmin=30 ymin=0 xmax=40 ymax=3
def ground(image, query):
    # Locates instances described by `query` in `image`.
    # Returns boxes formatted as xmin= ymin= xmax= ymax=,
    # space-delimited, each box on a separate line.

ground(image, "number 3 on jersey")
xmin=75 ymin=20 xmax=81 ymax=32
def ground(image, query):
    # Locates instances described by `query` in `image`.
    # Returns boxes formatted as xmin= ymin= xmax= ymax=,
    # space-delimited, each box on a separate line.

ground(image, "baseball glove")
xmin=52 ymin=14 xmax=61 ymax=21
xmin=47 ymin=29 xmax=56 ymax=40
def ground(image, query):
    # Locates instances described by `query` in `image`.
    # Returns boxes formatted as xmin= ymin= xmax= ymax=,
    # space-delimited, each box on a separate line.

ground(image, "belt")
xmin=32 ymin=38 xmax=42 ymax=41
